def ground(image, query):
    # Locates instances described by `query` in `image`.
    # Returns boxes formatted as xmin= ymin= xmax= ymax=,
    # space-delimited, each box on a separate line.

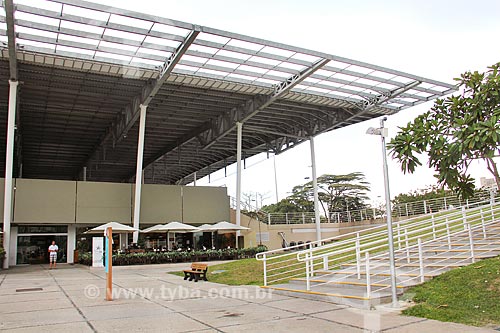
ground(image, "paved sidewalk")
xmin=0 ymin=263 xmax=496 ymax=332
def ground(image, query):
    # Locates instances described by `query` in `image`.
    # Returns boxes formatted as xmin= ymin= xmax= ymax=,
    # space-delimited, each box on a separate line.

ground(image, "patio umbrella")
xmin=204 ymin=221 xmax=250 ymax=248
xmin=160 ymin=221 xmax=201 ymax=233
xmin=158 ymin=221 xmax=201 ymax=250
xmin=198 ymin=224 xmax=217 ymax=248
xmin=84 ymin=221 xmax=138 ymax=301
xmin=84 ymin=221 xmax=139 ymax=234
xmin=211 ymin=221 xmax=249 ymax=234
xmin=141 ymin=224 xmax=167 ymax=233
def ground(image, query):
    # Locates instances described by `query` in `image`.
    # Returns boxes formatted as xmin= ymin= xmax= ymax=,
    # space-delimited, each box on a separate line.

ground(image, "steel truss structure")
xmin=0 ymin=0 xmax=456 ymax=185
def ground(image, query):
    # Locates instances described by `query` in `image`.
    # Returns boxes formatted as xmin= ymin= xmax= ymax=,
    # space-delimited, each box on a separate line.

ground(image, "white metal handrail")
xmin=298 ymin=202 xmax=500 ymax=295
xmin=257 ymin=199 xmax=496 ymax=286
xmin=261 ymin=190 xmax=498 ymax=225
xmin=369 ymin=216 xmax=500 ymax=294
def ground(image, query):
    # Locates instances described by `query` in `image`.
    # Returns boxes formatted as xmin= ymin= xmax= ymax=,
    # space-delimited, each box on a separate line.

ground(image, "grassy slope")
xmin=402 ymin=256 xmax=500 ymax=326
xmin=170 ymin=258 xmax=264 ymax=285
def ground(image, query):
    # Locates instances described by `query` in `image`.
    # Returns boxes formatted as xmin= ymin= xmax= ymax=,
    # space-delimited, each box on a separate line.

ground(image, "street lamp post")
xmin=367 ymin=117 xmax=398 ymax=308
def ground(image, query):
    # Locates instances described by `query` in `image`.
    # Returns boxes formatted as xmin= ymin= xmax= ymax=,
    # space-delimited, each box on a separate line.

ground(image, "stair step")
xmin=290 ymin=278 xmax=406 ymax=289
xmin=261 ymin=285 xmax=369 ymax=300
xmin=315 ymin=270 xmax=438 ymax=278
xmin=342 ymin=262 xmax=464 ymax=268
xmin=408 ymin=248 xmax=500 ymax=253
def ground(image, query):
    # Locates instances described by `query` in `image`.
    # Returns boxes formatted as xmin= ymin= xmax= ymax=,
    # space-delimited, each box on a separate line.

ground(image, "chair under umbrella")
xmin=198 ymin=224 xmax=217 ymax=249
xmin=201 ymin=221 xmax=249 ymax=248
xmin=154 ymin=221 xmax=200 ymax=250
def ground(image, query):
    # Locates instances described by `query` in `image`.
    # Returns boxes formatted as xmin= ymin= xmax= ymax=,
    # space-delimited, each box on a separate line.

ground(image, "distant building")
xmin=480 ymin=177 xmax=498 ymax=190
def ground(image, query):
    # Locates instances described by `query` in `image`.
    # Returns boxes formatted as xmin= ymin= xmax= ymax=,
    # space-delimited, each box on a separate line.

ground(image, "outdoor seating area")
xmin=76 ymin=220 xmax=263 ymax=266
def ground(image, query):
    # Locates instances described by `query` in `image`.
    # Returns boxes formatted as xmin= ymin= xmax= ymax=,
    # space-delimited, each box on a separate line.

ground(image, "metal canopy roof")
xmin=0 ymin=0 xmax=457 ymax=184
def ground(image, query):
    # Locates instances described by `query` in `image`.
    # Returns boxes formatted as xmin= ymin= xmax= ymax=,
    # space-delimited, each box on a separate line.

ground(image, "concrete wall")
xmin=183 ymin=186 xmax=230 ymax=224
xmin=139 ymin=184 xmax=182 ymax=223
xmin=14 ymin=179 xmax=76 ymax=223
xmin=76 ymin=181 xmax=132 ymax=224
xmin=5 ymin=178 xmax=229 ymax=226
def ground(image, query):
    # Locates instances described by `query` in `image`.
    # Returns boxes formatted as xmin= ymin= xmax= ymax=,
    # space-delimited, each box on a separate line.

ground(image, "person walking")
xmin=48 ymin=240 xmax=58 ymax=269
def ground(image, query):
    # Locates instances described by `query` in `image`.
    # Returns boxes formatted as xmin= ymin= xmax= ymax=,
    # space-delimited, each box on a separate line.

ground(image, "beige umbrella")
xmin=141 ymin=224 xmax=166 ymax=233
xmin=198 ymin=224 xmax=217 ymax=248
xmin=84 ymin=221 xmax=138 ymax=234
xmin=211 ymin=221 xmax=249 ymax=234
xmin=203 ymin=221 xmax=250 ymax=248
xmin=156 ymin=221 xmax=200 ymax=250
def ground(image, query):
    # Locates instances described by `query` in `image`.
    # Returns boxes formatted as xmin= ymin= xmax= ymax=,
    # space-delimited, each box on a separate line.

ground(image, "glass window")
xmin=18 ymin=225 xmax=68 ymax=234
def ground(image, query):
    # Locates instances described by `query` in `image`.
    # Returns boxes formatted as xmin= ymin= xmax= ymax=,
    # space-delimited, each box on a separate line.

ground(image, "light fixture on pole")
xmin=366 ymin=116 xmax=398 ymax=308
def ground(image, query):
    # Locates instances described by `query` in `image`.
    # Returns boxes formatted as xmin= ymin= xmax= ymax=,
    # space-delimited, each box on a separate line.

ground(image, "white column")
xmin=310 ymin=136 xmax=321 ymax=244
xmin=9 ymin=226 xmax=17 ymax=266
xmin=83 ymin=166 xmax=87 ymax=181
xmin=67 ymin=224 xmax=76 ymax=264
xmin=133 ymin=104 xmax=147 ymax=243
xmin=236 ymin=122 xmax=242 ymax=248
xmin=273 ymin=154 xmax=279 ymax=203
xmin=193 ymin=172 xmax=197 ymax=186
xmin=3 ymin=80 xmax=18 ymax=269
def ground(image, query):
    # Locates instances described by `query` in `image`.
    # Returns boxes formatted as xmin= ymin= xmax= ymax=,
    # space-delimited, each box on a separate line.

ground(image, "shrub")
xmin=78 ymin=246 xmax=268 ymax=266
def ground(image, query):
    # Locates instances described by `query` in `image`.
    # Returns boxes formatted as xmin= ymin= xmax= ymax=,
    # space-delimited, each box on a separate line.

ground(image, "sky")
xmin=97 ymin=0 xmax=500 ymax=206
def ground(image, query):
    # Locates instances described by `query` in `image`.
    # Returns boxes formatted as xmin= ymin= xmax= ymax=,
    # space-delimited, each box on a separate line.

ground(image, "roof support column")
xmin=193 ymin=172 xmax=197 ymax=186
xmin=3 ymin=80 xmax=19 ymax=269
xmin=235 ymin=122 xmax=242 ymax=249
xmin=309 ymin=136 xmax=321 ymax=244
xmin=132 ymin=104 xmax=147 ymax=243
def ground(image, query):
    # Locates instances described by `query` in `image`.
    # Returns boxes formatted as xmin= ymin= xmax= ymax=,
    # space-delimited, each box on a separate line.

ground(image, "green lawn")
xmin=170 ymin=258 xmax=264 ymax=285
xmin=402 ymin=256 xmax=500 ymax=326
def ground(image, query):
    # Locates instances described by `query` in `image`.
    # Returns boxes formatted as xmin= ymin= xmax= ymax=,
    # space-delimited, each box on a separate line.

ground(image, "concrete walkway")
xmin=0 ymin=263 xmax=496 ymax=332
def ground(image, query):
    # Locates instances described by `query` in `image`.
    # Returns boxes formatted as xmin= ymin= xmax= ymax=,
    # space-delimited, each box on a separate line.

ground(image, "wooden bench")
xmin=183 ymin=263 xmax=208 ymax=282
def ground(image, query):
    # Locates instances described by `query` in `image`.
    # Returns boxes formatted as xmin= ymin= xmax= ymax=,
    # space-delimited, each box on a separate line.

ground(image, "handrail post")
xmin=305 ymin=252 xmax=311 ymax=291
xmin=462 ymin=206 xmax=467 ymax=230
xmin=268 ymin=213 xmax=271 ymax=225
xmin=480 ymin=208 xmax=486 ymax=239
xmin=302 ymin=213 xmax=305 ymax=224
xmin=263 ymin=254 xmax=267 ymax=286
xmin=431 ymin=213 xmax=436 ymax=239
xmin=404 ymin=228 xmax=410 ymax=263
xmin=446 ymin=218 xmax=451 ymax=250
xmin=423 ymin=200 xmax=427 ymax=214
xmin=417 ymin=238 xmax=425 ymax=283
xmin=323 ymin=256 xmax=328 ymax=270
xmin=467 ymin=223 xmax=475 ymax=263
xmin=396 ymin=221 xmax=401 ymax=250
xmin=309 ymin=243 xmax=315 ymax=277
xmin=365 ymin=252 xmax=371 ymax=298
xmin=355 ymin=233 xmax=361 ymax=279
xmin=285 ymin=213 xmax=289 ymax=224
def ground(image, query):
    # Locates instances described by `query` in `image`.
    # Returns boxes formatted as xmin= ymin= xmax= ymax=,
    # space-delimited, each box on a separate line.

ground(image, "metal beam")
xmin=201 ymin=58 xmax=330 ymax=150
xmin=320 ymin=80 xmax=421 ymax=134
xmin=137 ymin=79 xmax=318 ymax=174
xmin=79 ymin=28 xmax=200 ymax=177
xmin=4 ymin=0 xmax=17 ymax=80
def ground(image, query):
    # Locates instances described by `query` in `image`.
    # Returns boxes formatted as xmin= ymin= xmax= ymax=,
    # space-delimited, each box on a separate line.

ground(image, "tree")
xmin=389 ymin=63 xmax=500 ymax=198
xmin=393 ymin=185 xmax=455 ymax=214
xmin=263 ymin=172 xmax=370 ymax=219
